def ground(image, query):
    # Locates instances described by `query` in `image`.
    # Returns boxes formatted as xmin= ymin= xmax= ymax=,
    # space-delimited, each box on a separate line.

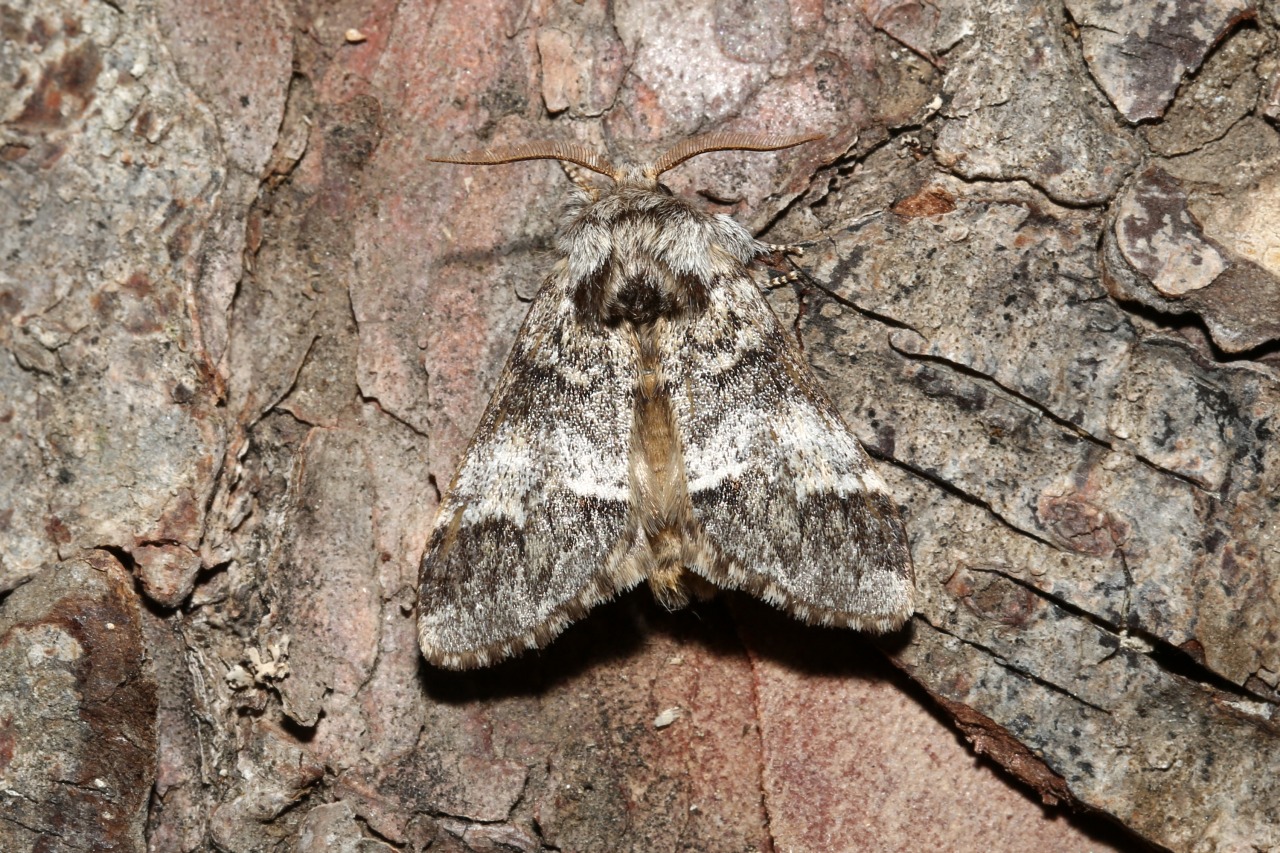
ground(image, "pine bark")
xmin=2 ymin=1 xmax=1277 ymax=851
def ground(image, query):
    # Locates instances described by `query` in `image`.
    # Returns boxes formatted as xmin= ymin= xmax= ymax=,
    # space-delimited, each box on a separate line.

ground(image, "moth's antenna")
xmin=647 ymin=132 xmax=824 ymax=178
xmin=427 ymin=142 xmax=620 ymax=181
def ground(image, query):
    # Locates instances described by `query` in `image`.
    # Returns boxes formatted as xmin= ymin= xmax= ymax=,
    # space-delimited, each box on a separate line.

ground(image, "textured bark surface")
xmin=2 ymin=0 xmax=1277 ymax=851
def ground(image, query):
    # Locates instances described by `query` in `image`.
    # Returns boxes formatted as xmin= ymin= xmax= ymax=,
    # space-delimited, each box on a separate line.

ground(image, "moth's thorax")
xmin=558 ymin=177 xmax=764 ymax=326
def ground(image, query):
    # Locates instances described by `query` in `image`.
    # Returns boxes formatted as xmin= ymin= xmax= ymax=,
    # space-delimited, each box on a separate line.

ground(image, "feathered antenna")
xmin=647 ymin=132 xmax=824 ymax=178
xmin=426 ymin=142 xmax=620 ymax=181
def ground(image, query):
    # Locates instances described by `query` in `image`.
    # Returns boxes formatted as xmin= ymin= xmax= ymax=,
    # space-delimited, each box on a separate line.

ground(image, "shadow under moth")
xmin=419 ymin=132 xmax=913 ymax=669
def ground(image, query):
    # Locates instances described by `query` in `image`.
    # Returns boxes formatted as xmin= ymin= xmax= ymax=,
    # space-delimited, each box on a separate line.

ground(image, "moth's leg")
xmin=768 ymin=269 xmax=802 ymax=287
xmin=756 ymin=262 xmax=812 ymax=349
xmin=760 ymin=242 xmax=806 ymax=257
xmin=561 ymin=162 xmax=602 ymax=196
xmin=755 ymin=242 xmax=808 ymax=283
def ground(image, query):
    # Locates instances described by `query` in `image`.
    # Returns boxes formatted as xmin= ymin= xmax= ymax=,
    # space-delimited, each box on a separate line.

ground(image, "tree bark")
xmin=2 ymin=0 xmax=1277 ymax=851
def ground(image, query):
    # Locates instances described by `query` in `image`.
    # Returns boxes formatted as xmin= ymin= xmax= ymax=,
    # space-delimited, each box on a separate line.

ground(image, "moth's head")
xmin=428 ymin=132 xmax=823 ymax=326
xmin=610 ymin=162 xmax=662 ymax=192
xmin=426 ymin=131 xmax=823 ymax=195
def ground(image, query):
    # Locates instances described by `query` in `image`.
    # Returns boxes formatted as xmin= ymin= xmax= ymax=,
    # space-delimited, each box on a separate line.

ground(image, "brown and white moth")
xmin=418 ymin=132 xmax=913 ymax=669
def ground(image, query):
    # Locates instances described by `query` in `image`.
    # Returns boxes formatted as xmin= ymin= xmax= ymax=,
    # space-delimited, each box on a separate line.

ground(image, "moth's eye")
xmin=656 ymin=183 xmax=674 ymax=197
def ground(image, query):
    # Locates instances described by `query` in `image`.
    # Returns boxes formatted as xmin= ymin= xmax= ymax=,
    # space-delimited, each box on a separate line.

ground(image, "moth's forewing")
xmin=417 ymin=272 xmax=644 ymax=669
xmin=660 ymin=274 xmax=914 ymax=630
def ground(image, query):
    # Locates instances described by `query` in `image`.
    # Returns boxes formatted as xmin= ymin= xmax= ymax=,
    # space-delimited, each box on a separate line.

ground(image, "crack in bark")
xmin=1140 ymin=632 xmax=1272 ymax=703
xmin=1127 ymin=449 xmax=1213 ymax=492
xmin=964 ymin=563 xmax=1125 ymax=636
xmin=1 ymin=787 xmax=42 ymax=806
xmin=265 ymin=333 xmax=322 ymax=428
xmin=938 ymin=162 xmax=1119 ymax=210
xmin=802 ymin=256 xmax=921 ymax=334
xmin=920 ymin=614 xmax=1113 ymax=715
xmin=953 ymin=564 xmax=1273 ymax=704
xmin=875 ymin=452 xmax=1064 ymax=555
xmin=753 ymin=151 xmax=838 ymax=240
xmin=176 ymin=623 xmax=222 ymax=787
xmin=349 ymin=278 xmax=432 ymax=442
xmin=262 ymin=71 xmax=310 ymax=187
xmin=888 ymin=337 xmax=1218 ymax=494
xmin=1109 ymin=288 xmax=1280 ymax=366
xmin=0 ymin=813 xmax=61 ymax=837
xmin=806 ymin=132 xmax=903 ymax=217
xmin=358 ymin=391 xmax=432 ymax=440
xmin=891 ymin=340 xmax=1114 ymax=446
xmin=1115 ymin=547 xmax=1134 ymax=629
xmin=736 ymin=637 xmax=778 ymax=853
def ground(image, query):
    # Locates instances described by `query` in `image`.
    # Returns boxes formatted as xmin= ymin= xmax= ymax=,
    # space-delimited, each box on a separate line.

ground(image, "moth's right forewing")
xmin=417 ymin=271 xmax=644 ymax=669
xmin=662 ymin=272 xmax=914 ymax=630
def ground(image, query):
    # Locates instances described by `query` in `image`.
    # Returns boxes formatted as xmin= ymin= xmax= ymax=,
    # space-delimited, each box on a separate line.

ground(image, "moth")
xmin=418 ymin=132 xmax=913 ymax=669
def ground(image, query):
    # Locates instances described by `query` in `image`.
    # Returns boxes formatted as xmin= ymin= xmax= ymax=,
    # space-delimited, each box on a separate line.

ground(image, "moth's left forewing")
xmin=661 ymin=266 xmax=914 ymax=630
xmin=417 ymin=269 xmax=645 ymax=669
